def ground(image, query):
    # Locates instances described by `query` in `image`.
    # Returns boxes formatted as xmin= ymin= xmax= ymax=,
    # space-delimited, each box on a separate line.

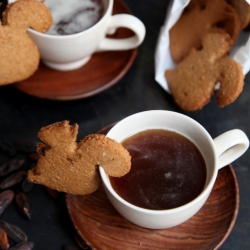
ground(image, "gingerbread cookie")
xmin=216 ymin=57 xmax=244 ymax=107
xmin=0 ymin=0 xmax=52 ymax=86
xmin=27 ymin=121 xmax=131 ymax=195
xmin=169 ymin=0 xmax=241 ymax=63
xmin=165 ymin=32 xmax=244 ymax=111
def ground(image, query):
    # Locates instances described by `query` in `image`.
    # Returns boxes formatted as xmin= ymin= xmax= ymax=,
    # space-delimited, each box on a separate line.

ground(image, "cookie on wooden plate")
xmin=27 ymin=121 xmax=131 ymax=195
xmin=0 ymin=0 xmax=52 ymax=86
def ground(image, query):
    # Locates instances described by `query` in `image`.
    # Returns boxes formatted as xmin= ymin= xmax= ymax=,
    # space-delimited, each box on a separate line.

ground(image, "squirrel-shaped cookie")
xmin=169 ymin=0 xmax=241 ymax=63
xmin=27 ymin=121 xmax=131 ymax=195
xmin=165 ymin=32 xmax=244 ymax=111
xmin=0 ymin=0 xmax=52 ymax=86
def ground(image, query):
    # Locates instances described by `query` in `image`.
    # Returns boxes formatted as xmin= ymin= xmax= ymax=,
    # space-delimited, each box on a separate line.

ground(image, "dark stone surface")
xmin=0 ymin=0 xmax=249 ymax=249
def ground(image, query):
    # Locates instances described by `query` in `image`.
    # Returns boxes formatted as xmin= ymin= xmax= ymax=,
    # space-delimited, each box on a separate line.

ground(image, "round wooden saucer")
xmin=66 ymin=124 xmax=239 ymax=250
xmin=14 ymin=0 xmax=137 ymax=101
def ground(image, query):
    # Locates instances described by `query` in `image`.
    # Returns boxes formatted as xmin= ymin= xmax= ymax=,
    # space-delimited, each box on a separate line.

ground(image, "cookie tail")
xmin=216 ymin=57 xmax=244 ymax=107
xmin=78 ymin=134 xmax=131 ymax=177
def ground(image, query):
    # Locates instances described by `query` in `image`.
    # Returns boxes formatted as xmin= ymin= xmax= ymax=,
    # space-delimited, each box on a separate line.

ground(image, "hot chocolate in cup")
xmin=99 ymin=110 xmax=249 ymax=229
xmin=13 ymin=0 xmax=146 ymax=71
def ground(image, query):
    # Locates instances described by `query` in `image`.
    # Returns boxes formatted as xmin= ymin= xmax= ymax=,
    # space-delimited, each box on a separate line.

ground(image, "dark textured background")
xmin=0 ymin=0 xmax=249 ymax=249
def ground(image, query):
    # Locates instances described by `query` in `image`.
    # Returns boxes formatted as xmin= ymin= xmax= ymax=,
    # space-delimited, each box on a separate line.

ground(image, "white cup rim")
xmin=99 ymin=110 xmax=218 ymax=215
xmin=27 ymin=0 xmax=113 ymax=38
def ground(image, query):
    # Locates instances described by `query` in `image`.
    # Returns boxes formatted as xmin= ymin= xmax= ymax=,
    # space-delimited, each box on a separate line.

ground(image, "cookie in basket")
xmin=165 ymin=32 xmax=244 ymax=111
xmin=169 ymin=0 xmax=241 ymax=63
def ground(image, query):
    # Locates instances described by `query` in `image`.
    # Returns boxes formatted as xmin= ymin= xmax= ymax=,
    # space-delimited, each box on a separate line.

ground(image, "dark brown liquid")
xmin=110 ymin=129 xmax=207 ymax=210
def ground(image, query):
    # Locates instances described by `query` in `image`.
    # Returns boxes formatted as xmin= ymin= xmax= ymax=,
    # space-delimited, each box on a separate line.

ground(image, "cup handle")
xmin=96 ymin=14 xmax=146 ymax=51
xmin=213 ymin=129 xmax=249 ymax=170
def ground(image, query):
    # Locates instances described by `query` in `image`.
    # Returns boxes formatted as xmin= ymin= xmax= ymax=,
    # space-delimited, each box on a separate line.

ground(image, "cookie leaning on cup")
xmin=27 ymin=121 xmax=131 ymax=195
xmin=0 ymin=0 xmax=52 ymax=86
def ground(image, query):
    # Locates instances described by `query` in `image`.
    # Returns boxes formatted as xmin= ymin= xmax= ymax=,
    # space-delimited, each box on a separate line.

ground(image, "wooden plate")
xmin=14 ymin=0 xmax=137 ymax=101
xmin=66 ymin=124 xmax=239 ymax=250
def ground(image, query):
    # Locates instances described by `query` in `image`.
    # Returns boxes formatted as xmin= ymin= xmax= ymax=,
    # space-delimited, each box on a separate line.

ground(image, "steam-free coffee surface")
xmin=110 ymin=129 xmax=207 ymax=210
xmin=45 ymin=0 xmax=104 ymax=35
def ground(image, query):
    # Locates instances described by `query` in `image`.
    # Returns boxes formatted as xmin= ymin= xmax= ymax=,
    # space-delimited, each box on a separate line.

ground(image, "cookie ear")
xmin=38 ymin=121 xmax=78 ymax=150
xmin=3 ymin=0 xmax=52 ymax=32
xmin=216 ymin=57 xmax=244 ymax=107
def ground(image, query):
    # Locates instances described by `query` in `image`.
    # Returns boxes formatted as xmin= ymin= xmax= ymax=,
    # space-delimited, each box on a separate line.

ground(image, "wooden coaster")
xmin=66 ymin=123 xmax=239 ymax=250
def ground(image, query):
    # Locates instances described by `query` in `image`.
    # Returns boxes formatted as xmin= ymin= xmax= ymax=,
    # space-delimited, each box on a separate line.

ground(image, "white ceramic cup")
xmin=99 ymin=110 xmax=249 ymax=229
xmin=22 ymin=0 xmax=146 ymax=71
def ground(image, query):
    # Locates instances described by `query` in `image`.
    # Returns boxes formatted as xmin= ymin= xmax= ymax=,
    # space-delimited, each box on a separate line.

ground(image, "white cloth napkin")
xmin=154 ymin=0 xmax=250 ymax=94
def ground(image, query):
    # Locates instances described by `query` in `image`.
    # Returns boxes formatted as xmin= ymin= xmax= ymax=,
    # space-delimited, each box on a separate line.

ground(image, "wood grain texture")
xmin=66 ymin=124 xmax=239 ymax=250
xmin=14 ymin=0 xmax=137 ymax=101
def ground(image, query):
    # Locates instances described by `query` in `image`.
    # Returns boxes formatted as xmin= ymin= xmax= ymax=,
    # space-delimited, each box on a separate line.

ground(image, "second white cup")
xmin=99 ymin=110 xmax=249 ymax=229
xmin=25 ymin=0 xmax=146 ymax=71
